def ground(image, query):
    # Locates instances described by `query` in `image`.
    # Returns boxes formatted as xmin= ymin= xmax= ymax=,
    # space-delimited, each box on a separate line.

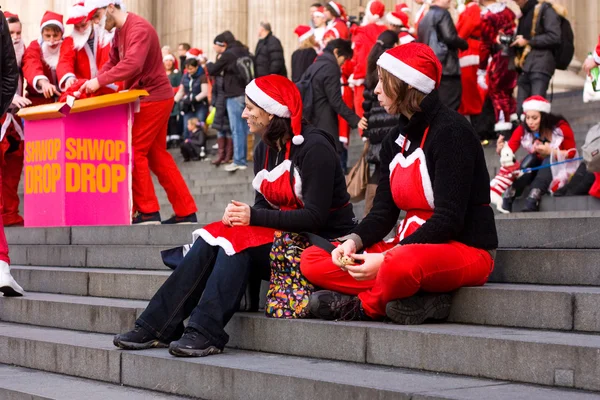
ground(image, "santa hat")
xmin=67 ymin=2 xmax=89 ymax=25
xmin=396 ymin=3 xmax=411 ymax=14
xmin=323 ymin=28 xmax=340 ymax=41
xmin=245 ymin=75 xmax=304 ymax=145
xmin=4 ymin=11 xmax=19 ymax=20
xmin=313 ymin=6 xmax=326 ymax=18
xmin=40 ymin=11 xmax=64 ymax=33
xmin=377 ymin=43 xmax=442 ymax=94
xmin=294 ymin=25 xmax=314 ymax=43
xmin=163 ymin=54 xmax=176 ymax=63
xmin=522 ymin=96 xmax=551 ymax=114
xmin=365 ymin=1 xmax=386 ymax=20
xmin=328 ymin=1 xmax=347 ymax=20
xmin=186 ymin=48 xmax=204 ymax=60
xmin=85 ymin=0 xmax=122 ymax=21
xmin=387 ymin=11 xmax=409 ymax=27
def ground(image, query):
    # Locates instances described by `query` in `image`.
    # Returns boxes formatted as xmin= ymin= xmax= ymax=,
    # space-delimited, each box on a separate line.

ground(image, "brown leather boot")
xmin=211 ymin=137 xmax=226 ymax=166
xmin=224 ymin=137 xmax=233 ymax=163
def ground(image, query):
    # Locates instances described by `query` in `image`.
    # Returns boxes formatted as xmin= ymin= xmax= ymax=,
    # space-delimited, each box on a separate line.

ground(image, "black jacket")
xmin=362 ymin=87 xmax=402 ymax=148
xmin=255 ymin=32 xmax=287 ymax=78
xmin=0 ymin=11 xmax=18 ymax=117
xmin=352 ymin=90 xmax=498 ymax=251
xmin=250 ymin=124 xmax=356 ymax=239
xmin=291 ymin=47 xmax=317 ymax=83
xmin=417 ymin=5 xmax=468 ymax=77
xmin=210 ymin=74 xmax=230 ymax=134
xmin=206 ymin=41 xmax=249 ymax=98
xmin=516 ymin=0 xmax=561 ymax=76
xmin=307 ymin=52 xmax=360 ymax=145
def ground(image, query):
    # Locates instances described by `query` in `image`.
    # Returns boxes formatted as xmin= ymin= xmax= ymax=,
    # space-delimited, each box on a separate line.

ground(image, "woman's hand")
xmin=534 ymin=142 xmax=552 ymax=158
xmin=496 ymin=135 xmax=505 ymax=155
xmin=331 ymin=239 xmax=357 ymax=268
xmin=583 ymin=56 xmax=598 ymax=77
xmin=228 ymin=200 xmax=251 ymax=227
xmin=358 ymin=117 xmax=368 ymax=131
xmin=345 ymin=253 xmax=384 ymax=281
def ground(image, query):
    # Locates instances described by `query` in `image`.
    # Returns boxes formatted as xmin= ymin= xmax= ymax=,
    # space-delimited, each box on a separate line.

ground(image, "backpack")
xmin=236 ymin=54 xmax=256 ymax=86
xmin=534 ymin=2 xmax=574 ymax=71
xmin=582 ymin=123 xmax=600 ymax=173
xmin=295 ymin=62 xmax=325 ymax=123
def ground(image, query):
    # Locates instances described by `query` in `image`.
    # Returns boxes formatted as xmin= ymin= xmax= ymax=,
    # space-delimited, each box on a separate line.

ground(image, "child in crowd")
xmin=180 ymin=117 xmax=206 ymax=162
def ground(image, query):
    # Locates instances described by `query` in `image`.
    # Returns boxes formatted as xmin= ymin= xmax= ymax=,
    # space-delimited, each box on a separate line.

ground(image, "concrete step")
xmin=0 ymin=322 xmax=598 ymax=399
xmin=0 ymin=364 xmax=188 ymax=400
xmin=11 ymin=267 xmax=169 ymax=300
xmin=492 ymin=248 xmax=600 ymax=285
xmin=512 ymin=195 xmax=600 ymax=212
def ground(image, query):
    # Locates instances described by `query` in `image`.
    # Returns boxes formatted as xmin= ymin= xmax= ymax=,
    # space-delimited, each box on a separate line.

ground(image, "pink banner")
xmin=24 ymin=104 xmax=133 ymax=227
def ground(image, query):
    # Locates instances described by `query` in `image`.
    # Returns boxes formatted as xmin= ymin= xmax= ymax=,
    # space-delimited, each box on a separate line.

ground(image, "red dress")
xmin=457 ymin=2 xmax=484 ymax=116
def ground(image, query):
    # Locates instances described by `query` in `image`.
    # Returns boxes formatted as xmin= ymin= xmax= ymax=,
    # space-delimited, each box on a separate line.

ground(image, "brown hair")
xmin=42 ymin=25 xmax=62 ymax=35
xmin=246 ymin=96 xmax=292 ymax=149
xmin=378 ymin=67 xmax=427 ymax=116
xmin=299 ymin=35 xmax=317 ymax=50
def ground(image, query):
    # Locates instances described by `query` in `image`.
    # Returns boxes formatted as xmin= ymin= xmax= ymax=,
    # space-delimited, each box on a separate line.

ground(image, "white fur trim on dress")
xmin=193 ymin=228 xmax=236 ymax=256
xmin=377 ymin=52 xmax=436 ymax=94
xmin=388 ymin=147 xmax=435 ymax=209
xmin=59 ymin=73 xmax=76 ymax=91
xmin=245 ymin=80 xmax=291 ymax=118
xmin=459 ymin=55 xmax=480 ymax=68
xmin=523 ymin=99 xmax=551 ymax=114
xmin=41 ymin=20 xmax=64 ymax=33
xmin=594 ymin=51 xmax=600 ymax=66
xmin=298 ymin=29 xmax=314 ymax=43
xmin=252 ymin=159 xmax=303 ymax=208
xmin=32 ymin=75 xmax=49 ymax=94
xmin=398 ymin=215 xmax=427 ymax=242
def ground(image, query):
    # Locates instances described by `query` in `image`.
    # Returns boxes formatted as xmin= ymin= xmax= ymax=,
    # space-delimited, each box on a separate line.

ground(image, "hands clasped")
xmin=222 ymin=200 xmax=251 ymax=227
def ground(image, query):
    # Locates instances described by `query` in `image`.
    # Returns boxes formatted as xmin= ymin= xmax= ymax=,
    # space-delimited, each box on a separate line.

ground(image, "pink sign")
xmin=23 ymin=104 xmax=133 ymax=227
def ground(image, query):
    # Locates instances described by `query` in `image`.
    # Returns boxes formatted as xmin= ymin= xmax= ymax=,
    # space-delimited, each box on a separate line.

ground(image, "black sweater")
xmin=362 ymin=87 xmax=402 ymax=146
xmin=206 ymin=42 xmax=249 ymax=98
xmin=353 ymin=91 xmax=498 ymax=250
xmin=291 ymin=48 xmax=317 ymax=83
xmin=250 ymin=125 xmax=356 ymax=239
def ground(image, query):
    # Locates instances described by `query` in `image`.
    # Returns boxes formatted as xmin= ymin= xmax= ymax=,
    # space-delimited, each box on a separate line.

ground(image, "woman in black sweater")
xmin=291 ymin=25 xmax=318 ymax=83
xmin=114 ymin=75 xmax=355 ymax=357
xmin=301 ymin=43 xmax=498 ymax=325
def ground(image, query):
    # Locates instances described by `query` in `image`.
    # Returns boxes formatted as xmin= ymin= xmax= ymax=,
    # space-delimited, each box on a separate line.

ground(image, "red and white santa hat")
xmin=67 ymin=2 xmax=89 ymax=25
xmin=40 ymin=11 xmax=64 ymax=33
xmin=365 ymin=1 xmax=386 ymax=20
xmin=85 ymin=0 xmax=122 ymax=21
xmin=387 ymin=11 xmax=409 ymax=27
xmin=313 ymin=6 xmax=326 ymax=18
xmin=328 ymin=1 xmax=347 ymax=20
xmin=396 ymin=3 xmax=411 ymax=14
xmin=377 ymin=42 xmax=442 ymax=94
xmin=246 ymin=75 xmax=304 ymax=145
xmin=294 ymin=25 xmax=314 ymax=43
xmin=522 ymin=95 xmax=551 ymax=114
xmin=186 ymin=48 xmax=205 ymax=61
xmin=4 ymin=11 xmax=19 ymax=20
xmin=163 ymin=54 xmax=176 ymax=62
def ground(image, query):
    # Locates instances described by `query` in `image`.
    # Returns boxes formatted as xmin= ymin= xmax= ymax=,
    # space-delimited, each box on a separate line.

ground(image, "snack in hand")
xmin=339 ymin=255 xmax=356 ymax=266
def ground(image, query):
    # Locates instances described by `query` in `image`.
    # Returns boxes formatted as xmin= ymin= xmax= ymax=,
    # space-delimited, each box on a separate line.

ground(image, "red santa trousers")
xmin=301 ymin=241 xmax=494 ymax=318
xmin=0 ymin=146 xmax=13 ymax=264
xmin=1 ymin=140 xmax=24 ymax=227
xmin=132 ymin=98 xmax=197 ymax=216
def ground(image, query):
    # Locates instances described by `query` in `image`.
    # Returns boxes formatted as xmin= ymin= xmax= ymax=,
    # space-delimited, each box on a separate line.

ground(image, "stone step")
xmin=0 ymin=322 xmax=597 ymax=399
xmin=512 ymin=195 xmax=600 ymax=212
xmin=0 ymin=364 xmax=188 ymax=400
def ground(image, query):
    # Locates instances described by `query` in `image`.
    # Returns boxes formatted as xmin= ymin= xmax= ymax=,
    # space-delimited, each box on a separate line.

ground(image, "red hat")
xmin=328 ymin=1 xmax=347 ymax=20
xmin=376 ymin=43 xmax=442 ymax=94
xmin=186 ymin=48 xmax=204 ymax=60
xmin=313 ymin=6 xmax=326 ymax=18
xmin=387 ymin=11 xmax=409 ymax=27
xmin=294 ymin=25 xmax=314 ymax=43
xmin=66 ymin=2 xmax=88 ymax=25
xmin=245 ymin=75 xmax=304 ymax=145
xmin=4 ymin=11 xmax=19 ymax=20
xmin=40 ymin=11 xmax=64 ymax=33
xmin=396 ymin=3 xmax=411 ymax=14
xmin=522 ymin=96 xmax=551 ymax=114
xmin=323 ymin=27 xmax=340 ymax=41
xmin=365 ymin=1 xmax=386 ymax=20
xmin=85 ymin=0 xmax=122 ymax=22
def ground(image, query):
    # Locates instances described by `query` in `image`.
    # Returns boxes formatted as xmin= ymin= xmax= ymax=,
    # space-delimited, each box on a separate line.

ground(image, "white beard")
xmin=12 ymin=39 xmax=25 ymax=67
xmin=72 ymin=25 xmax=93 ymax=51
xmin=41 ymin=41 xmax=62 ymax=69
xmin=96 ymin=14 xmax=115 ymax=47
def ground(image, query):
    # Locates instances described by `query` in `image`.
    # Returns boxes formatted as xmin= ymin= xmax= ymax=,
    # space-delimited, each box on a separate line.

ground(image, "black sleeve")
xmin=206 ymin=52 xmax=233 ymax=76
xmin=529 ymin=5 xmax=561 ymax=49
xmin=1 ymin=13 xmax=18 ymax=116
xmin=250 ymin=141 xmax=337 ymax=231
xmin=362 ymin=89 xmax=374 ymax=122
xmin=323 ymin=68 xmax=361 ymax=128
xmin=351 ymin=134 xmax=401 ymax=248
xmin=400 ymin=125 xmax=476 ymax=245
xmin=252 ymin=142 xmax=272 ymax=210
xmin=438 ymin=11 xmax=468 ymax=51
xmin=268 ymin=38 xmax=286 ymax=75
xmin=291 ymin=50 xmax=301 ymax=82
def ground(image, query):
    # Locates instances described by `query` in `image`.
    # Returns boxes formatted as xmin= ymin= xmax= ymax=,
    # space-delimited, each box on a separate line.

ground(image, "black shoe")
xmin=168 ymin=327 xmax=223 ymax=357
xmin=308 ymin=290 xmax=367 ymax=321
xmin=113 ymin=325 xmax=168 ymax=350
xmin=385 ymin=293 xmax=452 ymax=325
xmin=161 ymin=213 xmax=198 ymax=225
xmin=521 ymin=188 xmax=542 ymax=212
xmin=132 ymin=211 xmax=161 ymax=225
xmin=501 ymin=188 xmax=516 ymax=213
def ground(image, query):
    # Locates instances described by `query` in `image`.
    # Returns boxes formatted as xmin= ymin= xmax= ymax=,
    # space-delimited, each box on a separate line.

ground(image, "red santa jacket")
xmin=508 ymin=120 xmax=576 ymax=156
xmin=457 ymin=2 xmax=482 ymax=69
xmin=349 ymin=23 xmax=387 ymax=85
xmin=327 ymin=19 xmax=349 ymax=40
xmin=57 ymin=29 xmax=112 ymax=91
xmin=339 ymin=59 xmax=355 ymax=144
xmin=22 ymin=40 xmax=60 ymax=106
xmin=479 ymin=3 xmax=516 ymax=71
xmin=594 ymin=35 xmax=600 ymax=65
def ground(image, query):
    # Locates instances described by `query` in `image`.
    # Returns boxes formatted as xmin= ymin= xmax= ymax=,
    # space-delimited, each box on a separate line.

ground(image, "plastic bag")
xmin=549 ymin=148 xmax=580 ymax=193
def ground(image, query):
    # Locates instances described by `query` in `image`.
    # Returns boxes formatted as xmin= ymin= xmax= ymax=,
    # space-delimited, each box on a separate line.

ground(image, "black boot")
xmin=501 ymin=187 xmax=516 ymax=213
xmin=308 ymin=290 xmax=369 ymax=321
xmin=113 ymin=324 xmax=169 ymax=350
xmin=522 ymin=188 xmax=543 ymax=212
xmin=386 ymin=293 xmax=452 ymax=325
xmin=168 ymin=327 xmax=223 ymax=357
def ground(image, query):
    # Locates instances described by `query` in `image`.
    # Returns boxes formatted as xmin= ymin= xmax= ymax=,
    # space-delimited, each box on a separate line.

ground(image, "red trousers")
xmin=0 ymin=144 xmax=12 ymax=264
xmin=0 ymin=138 xmax=24 ymax=226
xmin=301 ymin=241 xmax=494 ymax=318
xmin=132 ymin=98 xmax=197 ymax=216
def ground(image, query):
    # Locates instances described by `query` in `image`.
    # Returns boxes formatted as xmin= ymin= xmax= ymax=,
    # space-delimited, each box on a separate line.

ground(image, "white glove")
xmin=477 ymin=69 xmax=488 ymax=90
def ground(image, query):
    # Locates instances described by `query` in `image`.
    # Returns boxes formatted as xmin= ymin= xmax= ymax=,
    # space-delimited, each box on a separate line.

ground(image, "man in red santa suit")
xmin=80 ymin=1 xmax=197 ymax=225
xmin=22 ymin=11 xmax=64 ymax=106
xmin=1 ymin=12 xmax=29 ymax=228
xmin=85 ymin=0 xmax=116 ymax=59
xmin=323 ymin=2 xmax=349 ymax=40
xmin=456 ymin=0 xmax=484 ymax=118
xmin=349 ymin=1 xmax=387 ymax=136
xmin=57 ymin=2 xmax=112 ymax=91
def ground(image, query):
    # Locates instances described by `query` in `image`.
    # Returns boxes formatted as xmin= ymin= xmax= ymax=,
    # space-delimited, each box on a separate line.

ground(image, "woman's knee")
xmin=300 ymin=246 xmax=332 ymax=282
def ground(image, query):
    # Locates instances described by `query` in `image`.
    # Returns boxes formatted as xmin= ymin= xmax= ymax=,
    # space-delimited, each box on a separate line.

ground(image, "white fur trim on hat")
xmin=292 ymin=135 xmax=304 ymax=145
xmin=523 ymin=100 xmax=551 ymax=114
xmin=41 ymin=20 xmax=64 ymax=33
xmin=85 ymin=0 xmax=121 ymax=9
xmin=495 ymin=121 xmax=513 ymax=132
xmin=245 ymin=80 xmax=291 ymax=118
xmin=593 ymin=51 xmax=600 ymax=66
xmin=377 ymin=52 xmax=436 ymax=94
xmin=163 ymin=54 xmax=175 ymax=62
xmin=329 ymin=1 xmax=341 ymax=15
xmin=386 ymin=12 xmax=404 ymax=26
xmin=68 ymin=5 xmax=88 ymax=20
xmin=298 ymin=29 xmax=314 ymax=43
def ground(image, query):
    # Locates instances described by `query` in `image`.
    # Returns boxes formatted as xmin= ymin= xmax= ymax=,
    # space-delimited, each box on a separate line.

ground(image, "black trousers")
xmin=438 ymin=75 xmax=462 ymax=111
xmin=516 ymin=72 xmax=552 ymax=115
xmin=512 ymin=155 xmax=553 ymax=195
xmin=137 ymin=238 xmax=271 ymax=348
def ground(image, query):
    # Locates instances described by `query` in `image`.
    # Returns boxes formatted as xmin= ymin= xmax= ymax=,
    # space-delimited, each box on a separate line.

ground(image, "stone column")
xmin=155 ymin=0 xmax=193 ymax=52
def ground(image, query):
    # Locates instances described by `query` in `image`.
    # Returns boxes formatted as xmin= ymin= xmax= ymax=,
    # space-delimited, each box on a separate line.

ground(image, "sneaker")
xmin=132 ymin=211 xmax=161 ymax=225
xmin=308 ymin=290 xmax=367 ymax=321
xmin=161 ymin=213 xmax=198 ymax=225
xmin=168 ymin=327 xmax=223 ymax=357
xmin=0 ymin=261 xmax=24 ymax=297
xmin=224 ymin=163 xmax=247 ymax=172
xmin=113 ymin=325 xmax=169 ymax=350
xmin=385 ymin=293 xmax=452 ymax=325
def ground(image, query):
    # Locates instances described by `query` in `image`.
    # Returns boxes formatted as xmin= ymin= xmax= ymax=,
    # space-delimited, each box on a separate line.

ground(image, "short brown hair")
xmin=378 ymin=67 xmax=426 ymax=116
xmin=42 ymin=25 xmax=62 ymax=35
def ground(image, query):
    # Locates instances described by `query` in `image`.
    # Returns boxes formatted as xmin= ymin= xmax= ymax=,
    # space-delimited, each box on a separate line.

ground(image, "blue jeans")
xmin=183 ymin=104 xmax=208 ymax=140
xmin=226 ymin=96 xmax=249 ymax=166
